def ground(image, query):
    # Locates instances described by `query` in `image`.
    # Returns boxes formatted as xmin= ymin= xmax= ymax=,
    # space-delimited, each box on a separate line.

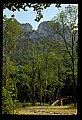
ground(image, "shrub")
xmin=2 ymin=86 xmax=13 ymax=114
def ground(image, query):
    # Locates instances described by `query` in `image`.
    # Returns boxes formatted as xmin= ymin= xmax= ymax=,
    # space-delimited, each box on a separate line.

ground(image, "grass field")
xmin=14 ymin=105 xmax=77 ymax=115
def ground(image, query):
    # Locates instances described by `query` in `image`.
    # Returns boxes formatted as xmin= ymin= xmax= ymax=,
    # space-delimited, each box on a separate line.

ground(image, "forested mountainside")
xmin=8 ymin=20 xmax=78 ymax=104
xmin=10 ymin=21 xmax=78 ymax=65
xmin=2 ymin=5 xmax=78 ymax=114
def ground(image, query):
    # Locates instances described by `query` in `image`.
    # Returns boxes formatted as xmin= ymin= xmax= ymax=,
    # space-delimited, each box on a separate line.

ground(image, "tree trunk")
xmin=72 ymin=33 xmax=76 ymax=106
xmin=31 ymin=77 xmax=35 ymax=106
xmin=72 ymin=66 xmax=76 ymax=106
xmin=40 ymin=83 xmax=42 ymax=106
xmin=57 ymin=60 xmax=61 ymax=106
xmin=38 ymin=70 xmax=42 ymax=106
xmin=44 ymin=55 xmax=48 ymax=104
xmin=31 ymin=65 xmax=35 ymax=106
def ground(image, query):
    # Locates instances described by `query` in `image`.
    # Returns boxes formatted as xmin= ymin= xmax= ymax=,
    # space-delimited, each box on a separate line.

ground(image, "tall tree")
xmin=50 ymin=5 xmax=78 ymax=106
xmin=2 ymin=16 xmax=23 ymax=114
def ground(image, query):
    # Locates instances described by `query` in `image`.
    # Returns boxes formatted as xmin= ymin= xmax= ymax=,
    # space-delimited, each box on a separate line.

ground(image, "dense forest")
xmin=2 ymin=5 xmax=78 ymax=114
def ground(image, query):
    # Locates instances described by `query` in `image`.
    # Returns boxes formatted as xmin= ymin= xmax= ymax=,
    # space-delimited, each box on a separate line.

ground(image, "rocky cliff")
xmin=20 ymin=21 xmax=77 ymax=42
xmin=20 ymin=21 xmax=63 ymax=42
xmin=11 ymin=21 xmax=78 ymax=65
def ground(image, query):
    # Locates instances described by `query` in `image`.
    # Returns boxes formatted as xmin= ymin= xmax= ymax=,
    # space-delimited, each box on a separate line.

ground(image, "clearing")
xmin=14 ymin=105 xmax=77 ymax=115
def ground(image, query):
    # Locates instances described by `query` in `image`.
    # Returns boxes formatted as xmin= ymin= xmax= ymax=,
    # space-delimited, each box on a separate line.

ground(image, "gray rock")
xmin=20 ymin=23 xmax=33 ymax=33
xmin=19 ymin=21 xmax=78 ymax=43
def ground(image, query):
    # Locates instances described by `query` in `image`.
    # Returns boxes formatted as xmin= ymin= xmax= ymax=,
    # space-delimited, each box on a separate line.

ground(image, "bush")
xmin=14 ymin=101 xmax=32 ymax=109
xmin=2 ymin=86 xmax=13 ymax=114
xmin=22 ymin=102 xmax=32 ymax=108
xmin=13 ymin=100 xmax=23 ymax=109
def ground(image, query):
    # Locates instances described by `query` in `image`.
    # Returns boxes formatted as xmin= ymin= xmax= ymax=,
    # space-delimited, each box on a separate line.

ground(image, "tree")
xmin=2 ymin=16 xmax=23 ymax=114
xmin=2 ymin=53 xmax=19 ymax=114
xmin=3 ymin=3 xmax=61 ymax=22
xmin=50 ymin=5 xmax=78 ymax=106
xmin=3 ymin=16 xmax=23 ymax=55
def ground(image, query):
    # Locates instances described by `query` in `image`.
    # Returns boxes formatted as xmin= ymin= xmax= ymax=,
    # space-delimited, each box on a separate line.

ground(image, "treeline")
xmin=2 ymin=5 xmax=78 ymax=114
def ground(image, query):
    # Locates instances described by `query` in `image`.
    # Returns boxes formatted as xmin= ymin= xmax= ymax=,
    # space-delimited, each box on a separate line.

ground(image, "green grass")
xmin=65 ymin=103 xmax=77 ymax=109
xmin=14 ymin=101 xmax=51 ymax=109
xmin=14 ymin=101 xmax=77 ymax=111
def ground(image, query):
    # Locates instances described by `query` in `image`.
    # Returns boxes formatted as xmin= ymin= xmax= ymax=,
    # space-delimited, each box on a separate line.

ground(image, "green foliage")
xmin=3 ymin=16 xmax=23 ymax=55
xmin=3 ymin=3 xmax=61 ymax=22
xmin=50 ymin=5 xmax=78 ymax=106
xmin=14 ymin=101 xmax=23 ymax=109
xmin=2 ymin=5 xmax=78 ymax=113
xmin=2 ymin=86 xmax=13 ymax=114
xmin=2 ymin=16 xmax=23 ymax=114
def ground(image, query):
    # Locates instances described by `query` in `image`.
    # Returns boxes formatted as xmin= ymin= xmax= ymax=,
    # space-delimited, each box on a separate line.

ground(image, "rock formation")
xmin=19 ymin=21 xmax=78 ymax=43
xmin=20 ymin=21 xmax=58 ymax=41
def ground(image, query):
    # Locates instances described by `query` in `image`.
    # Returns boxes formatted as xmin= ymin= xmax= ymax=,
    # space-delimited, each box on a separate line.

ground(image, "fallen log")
xmin=51 ymin=100 xmax=59 ymax=106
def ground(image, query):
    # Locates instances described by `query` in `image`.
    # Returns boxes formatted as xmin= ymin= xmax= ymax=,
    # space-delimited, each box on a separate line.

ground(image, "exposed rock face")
xmin=11 ymin=21 xmax=78 ymax=65
xmin=20 ymin=21 xmax=78 ymax=42
xmin=20 ymin=23 xmax=33 ymax=33
xmin=20 ymin=21 xmax=60 ymax=42
xmin=37 ymin=21 xmax=54 ymax=36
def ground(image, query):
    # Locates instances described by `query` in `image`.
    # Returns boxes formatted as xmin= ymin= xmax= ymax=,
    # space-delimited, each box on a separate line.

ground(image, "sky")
xmin=3 ymin=4 xmax=78 ymax=30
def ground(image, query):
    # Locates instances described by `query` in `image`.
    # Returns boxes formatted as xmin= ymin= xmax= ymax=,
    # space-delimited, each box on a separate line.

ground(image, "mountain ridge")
xmin=20 ymin=21 xmax=66 ymax=42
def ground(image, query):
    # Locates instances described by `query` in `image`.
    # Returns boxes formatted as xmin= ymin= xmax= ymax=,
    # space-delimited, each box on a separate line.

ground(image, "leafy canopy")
xmin=3 ymin=3 xmax=61 ymax=22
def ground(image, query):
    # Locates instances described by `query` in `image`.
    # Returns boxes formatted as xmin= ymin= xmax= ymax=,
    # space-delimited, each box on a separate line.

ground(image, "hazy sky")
xmin=3 ymin=4 xmax=78 ymax=30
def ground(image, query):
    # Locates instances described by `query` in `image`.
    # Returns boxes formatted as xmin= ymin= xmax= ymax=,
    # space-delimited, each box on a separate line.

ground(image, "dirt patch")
xmin=14 ymin=106 xmax=77 ymax=115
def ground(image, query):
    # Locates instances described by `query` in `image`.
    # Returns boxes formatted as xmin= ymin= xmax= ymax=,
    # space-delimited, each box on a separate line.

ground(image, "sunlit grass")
xmin=14 ymin=103 xmax=77 ymax=115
